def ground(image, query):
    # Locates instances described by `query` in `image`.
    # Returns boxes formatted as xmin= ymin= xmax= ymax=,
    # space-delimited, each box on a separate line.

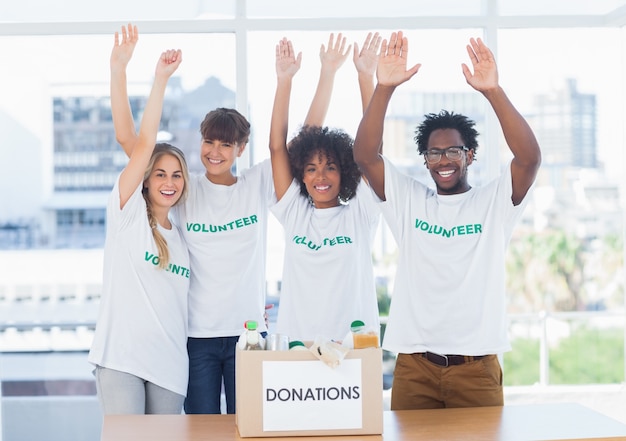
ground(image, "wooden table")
xmin=101 ymin=403 xmax=626 ymax=441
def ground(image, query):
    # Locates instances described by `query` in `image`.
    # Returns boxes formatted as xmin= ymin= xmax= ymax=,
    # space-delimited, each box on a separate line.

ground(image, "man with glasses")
xmin=353 ymin=32 xmax=541 ymax=409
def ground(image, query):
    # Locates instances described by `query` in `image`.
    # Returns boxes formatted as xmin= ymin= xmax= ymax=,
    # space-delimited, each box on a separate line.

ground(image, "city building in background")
xmin=13 ymin=77 xmax=237 ymax=249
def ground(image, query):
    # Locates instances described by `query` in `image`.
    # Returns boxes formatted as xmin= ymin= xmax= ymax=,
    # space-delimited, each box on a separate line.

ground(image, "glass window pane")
xmin=249 ymin=28 xmax=482 ymax=173
xmin=501 ymin=24 xmax=625 ymax=387
xmin=1 ymin=31 xmax=236 ymax=231
xmin=1 ymin=30 xmax=236 ymax=438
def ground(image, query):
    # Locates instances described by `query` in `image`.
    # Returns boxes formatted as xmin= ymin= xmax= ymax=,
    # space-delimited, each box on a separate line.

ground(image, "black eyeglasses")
xmin=421 ymin=146 xmax=469 ymax=164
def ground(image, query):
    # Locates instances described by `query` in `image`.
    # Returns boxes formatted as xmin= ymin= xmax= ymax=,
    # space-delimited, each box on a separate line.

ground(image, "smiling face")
xmin=144 ymin=154 xmax=185 ymax=210
xmin=302 ymin=150 xmax=342 ymax=209
xmin=425 ymin=128 xmax=474 ymax=195
xmin=200 ymin=138 xmax=245 ymax=185
xmin=199 ymin=108 xmax=250 ymax=186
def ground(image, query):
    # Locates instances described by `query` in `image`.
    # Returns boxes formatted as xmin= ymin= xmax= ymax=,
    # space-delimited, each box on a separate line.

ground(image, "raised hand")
xmin=377 ymin=31 xmax=420 ymax=87
xmin=319 ymin=33 xmax=350 ymax=74
xmin=462 ymin=37 xmax=498 ymax=93
xmin=353 ymin=32 xmax=381 ymax=77
xmin=111 ymin=23 xmax=138 ymax=73
xmin=271 ymin=37 xmax=301 ymax=200
xmin=275 ymin=37 xmax=302 ymax=81
xmin=155 ymin=49 xmax=183 ymax=80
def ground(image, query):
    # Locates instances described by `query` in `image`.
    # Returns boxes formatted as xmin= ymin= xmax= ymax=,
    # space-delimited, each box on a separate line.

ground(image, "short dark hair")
xmin=414 ymin=110 xmax=479 ymax=157
xmin=200 ymin=108 xmax=250 ymax=145
xmin=288 ymin=125 xmax=361 ymax=202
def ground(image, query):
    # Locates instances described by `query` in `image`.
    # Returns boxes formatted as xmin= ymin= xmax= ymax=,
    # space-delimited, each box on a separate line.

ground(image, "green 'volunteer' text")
xmin=292 ymin=235 xmax=353 ymax=251
xmin=185 ymin=215 xmax=258 ymax=233
xmin=144 ymin=252 xmax=190 ymax=278
xmin=415 ymin=218 xmax=482 ymax=237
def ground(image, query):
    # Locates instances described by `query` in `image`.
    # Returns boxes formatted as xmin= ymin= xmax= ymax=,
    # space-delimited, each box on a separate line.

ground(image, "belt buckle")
xmin=427 ymin=351 xmax=449 ymax=367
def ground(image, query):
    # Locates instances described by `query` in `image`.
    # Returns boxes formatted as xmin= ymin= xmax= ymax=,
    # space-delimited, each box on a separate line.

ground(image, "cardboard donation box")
xmin=235 ymin=345 xmax=383 ymax=437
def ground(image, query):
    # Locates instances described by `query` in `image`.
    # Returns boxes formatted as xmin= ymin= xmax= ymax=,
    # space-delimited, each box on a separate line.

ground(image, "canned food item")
xmin=267 ymin=333 xmax=290 ymax=351
xmin=289 ymin=340 xmax=308 ymax=351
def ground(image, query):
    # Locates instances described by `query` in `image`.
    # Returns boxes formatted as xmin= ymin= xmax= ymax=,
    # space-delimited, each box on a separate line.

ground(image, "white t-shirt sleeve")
xmin=269 ymin=178 xmax=301 ymax=225
xmin=380 ymin=155 xmax=426 ymax=244
xmin=108 ymin=175 xmax=147 ymax=231
xmin=244 ymin=159 xmax=275 ymax=202
xmin=497 ymin=160 xmax=534 ymax=237
xmin=353 ymin=179 xmax=381 ymax=229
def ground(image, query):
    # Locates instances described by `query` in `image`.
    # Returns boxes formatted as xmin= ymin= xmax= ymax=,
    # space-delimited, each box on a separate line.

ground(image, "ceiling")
xmin=1 ymin=0 xmax=626 ymax=25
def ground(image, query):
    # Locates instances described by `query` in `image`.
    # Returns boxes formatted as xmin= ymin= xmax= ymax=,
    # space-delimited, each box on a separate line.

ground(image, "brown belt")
xmin=418 ymin=351 xmax=486 ymax=367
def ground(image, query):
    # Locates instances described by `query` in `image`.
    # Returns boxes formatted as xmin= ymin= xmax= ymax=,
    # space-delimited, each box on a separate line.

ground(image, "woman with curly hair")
xmin=269 ymin=36 xmax=381 ymax=342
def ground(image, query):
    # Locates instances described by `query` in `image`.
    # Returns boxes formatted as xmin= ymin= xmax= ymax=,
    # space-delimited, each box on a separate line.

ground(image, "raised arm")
xmin=353 ymin=32 xmax=381 ymax=114
xmin=118 ymin=49 xmax=182 ymax=208
xmin=353 ymin=31 xmax=420 ymax=200
xmin=353 ymin=31 xmax=383 ymax=156
xmin=269 ymin=38 xmax=302 ymax=201
xmin=110 ymin=23 xmax=139 ymax=157
xmin=462 ymin=37 xmax=541 ymax=206
xmin=303 ymin=33 xmax=350 ymax=127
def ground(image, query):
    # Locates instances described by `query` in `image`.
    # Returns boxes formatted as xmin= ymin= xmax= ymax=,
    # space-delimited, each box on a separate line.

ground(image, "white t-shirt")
xmin=380 ymin=156 xmax=531 ymax=356
xmin=271 ymin=179 xmax=381 ymax=341
xmin=173 ymin=160 xmax=274 ymax=337
xmin=88 ymin=178 xmax=190 ymax=396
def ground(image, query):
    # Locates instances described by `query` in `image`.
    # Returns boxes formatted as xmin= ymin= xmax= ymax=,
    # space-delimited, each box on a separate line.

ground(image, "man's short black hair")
xmin=414 ymin=110 xmax=479 ymax=157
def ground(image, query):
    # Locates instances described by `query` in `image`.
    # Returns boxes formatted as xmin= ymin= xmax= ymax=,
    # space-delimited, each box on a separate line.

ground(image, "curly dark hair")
xmin=288 ymin=125 xmax=361 ymax=202
xmin=414 ymin=110 xmax=479 ymax=159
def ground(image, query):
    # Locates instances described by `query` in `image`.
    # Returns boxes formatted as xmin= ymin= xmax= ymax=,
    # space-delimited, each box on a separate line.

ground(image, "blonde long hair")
xmin=142 ymin=143 xmax=189 ymax=269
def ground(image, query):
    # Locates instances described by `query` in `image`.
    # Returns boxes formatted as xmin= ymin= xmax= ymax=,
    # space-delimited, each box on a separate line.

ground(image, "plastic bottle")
xmin=351 ymin=320 xmax=379 ymax=349
xmin=241 ymin=320 xmax=265 ymax=350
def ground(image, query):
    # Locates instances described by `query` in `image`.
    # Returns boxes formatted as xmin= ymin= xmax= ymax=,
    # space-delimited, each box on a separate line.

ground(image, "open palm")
xmin=353 ymin=32 xmax=381 ymax=77
xmin=462 ymin=37 xmax=498 ymax=92
xmin=319 ymin=33 xmax=350 ymax=74
xmin=377 ymin=31 xmax=420 ymax=87
xmin=110 ymin=24 xmax=138 ymax=71
xmin=275 ymin=38 xmax=302 ymax=80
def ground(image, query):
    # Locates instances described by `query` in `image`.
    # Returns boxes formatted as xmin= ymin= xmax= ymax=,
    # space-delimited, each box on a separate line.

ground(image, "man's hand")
xmin=462 ymin=37 xmax=499 ymax=93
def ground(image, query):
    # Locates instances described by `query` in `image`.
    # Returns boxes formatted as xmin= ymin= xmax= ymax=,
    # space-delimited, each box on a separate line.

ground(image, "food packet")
xmin=309 ymin=336 xmax=349 ymax=368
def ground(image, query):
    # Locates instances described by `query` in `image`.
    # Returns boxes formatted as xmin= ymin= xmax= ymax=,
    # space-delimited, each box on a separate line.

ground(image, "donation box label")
xmin=261 ymin=359 xmax=363 ymax=431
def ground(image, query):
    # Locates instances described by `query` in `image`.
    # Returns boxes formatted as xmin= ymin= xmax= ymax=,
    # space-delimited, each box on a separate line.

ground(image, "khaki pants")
xmin=390 ymin=353 xmax=503 ymax=410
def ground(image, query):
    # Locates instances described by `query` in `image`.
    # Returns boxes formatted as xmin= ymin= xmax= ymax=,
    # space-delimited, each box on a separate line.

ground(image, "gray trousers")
xmin=94 ymin=365 xmax=184 ymax=414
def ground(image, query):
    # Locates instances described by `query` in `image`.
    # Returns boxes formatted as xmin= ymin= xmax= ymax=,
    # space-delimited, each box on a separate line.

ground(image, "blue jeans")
xmin=184 ymin=336 xmax=239 ymax=414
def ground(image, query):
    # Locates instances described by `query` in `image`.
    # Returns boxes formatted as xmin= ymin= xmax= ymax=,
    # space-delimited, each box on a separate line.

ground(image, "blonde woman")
xmin=88 ymin=30 xmax=190 ymax=414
